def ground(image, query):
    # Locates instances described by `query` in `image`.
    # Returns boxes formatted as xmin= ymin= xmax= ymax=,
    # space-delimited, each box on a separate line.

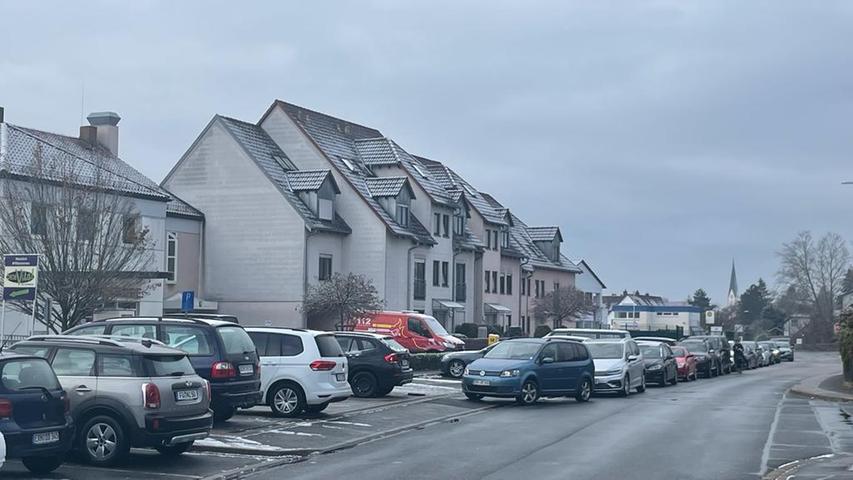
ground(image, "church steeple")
xmin=727 ymin=260 xmax=738 ymax=307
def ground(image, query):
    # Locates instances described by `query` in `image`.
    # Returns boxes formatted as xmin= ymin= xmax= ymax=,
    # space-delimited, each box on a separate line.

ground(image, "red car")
xmin=672 ymin=346 xmax=698 ymax=381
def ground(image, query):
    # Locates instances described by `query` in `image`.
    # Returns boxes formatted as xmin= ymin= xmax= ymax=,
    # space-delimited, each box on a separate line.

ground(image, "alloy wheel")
xmin=448 ymin=360 xmax=465 ymax=378
xmin=274 ymin=387 xmax=299 ymax=414
xmin=520 ymin=381 xmax=538 ymax=404
xmin=579 ymin=379 xmax=591 ymax=402
xmin=86 ymin=423 xmax=117 ymax=460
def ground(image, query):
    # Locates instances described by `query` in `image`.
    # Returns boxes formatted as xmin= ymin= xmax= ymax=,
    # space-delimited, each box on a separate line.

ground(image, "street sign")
xmin=2 ymin=255 xmax=39 ymax=301
xmin=710 ymin=326 xmax=723 ymax=334
xmin=181 ymin=291 xmax=194 ymax=313
xmin=705 ymin=311 xmax=715 ymax=325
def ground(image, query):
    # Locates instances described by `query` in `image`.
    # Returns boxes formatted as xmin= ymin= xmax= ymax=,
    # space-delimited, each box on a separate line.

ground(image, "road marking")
xmin=759 ymin=393 xmax=786 ymax=476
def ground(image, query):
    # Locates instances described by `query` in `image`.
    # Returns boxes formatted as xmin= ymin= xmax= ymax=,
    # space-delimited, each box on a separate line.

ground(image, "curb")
xmin=789 ymin=385 xmax=853 ymax=403
xmin=763 ymin=453 xmax=844 ymax=479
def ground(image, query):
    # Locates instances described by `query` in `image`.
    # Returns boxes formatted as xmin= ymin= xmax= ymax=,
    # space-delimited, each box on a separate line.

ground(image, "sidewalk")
xmin=765 ymin=453 xmax=853 ymax=479
xmin=791 ymin=372 xmax=853 ymax=402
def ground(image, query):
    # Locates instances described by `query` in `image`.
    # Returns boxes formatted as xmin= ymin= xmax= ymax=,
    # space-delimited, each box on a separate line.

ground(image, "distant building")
xmin=605 ymin=291 xmax=701 ymax=334
xmin=727 ymin=260 xmax=738 ymax=307
xmin=574 ymin=260 xmax=607 ymax=328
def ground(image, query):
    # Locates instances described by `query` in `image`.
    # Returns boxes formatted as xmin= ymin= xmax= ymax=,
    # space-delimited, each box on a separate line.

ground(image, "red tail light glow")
xmin=384 ymin=353 xmax=399 ymax=363
xmin=309 ymin=360 xmax=337 ymax=371
xmin=143 ymin=383 xmax=161 ymax=409
xmin=0 ymin=399 xmax=12 ymax=418
xmin=211 ymin=362 xmax=236 ymax=379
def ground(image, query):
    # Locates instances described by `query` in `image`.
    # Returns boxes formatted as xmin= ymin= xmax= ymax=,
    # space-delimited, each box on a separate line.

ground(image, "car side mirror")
xmin=540 ymin=357 xmax=555 ymax=364
xmin=708 ymin=349 xmax=715 ymax=354
xmin=666 ymin=355 xmax=674 ymax=361
xmin=627 ymin=355 xmax=638 ymax=361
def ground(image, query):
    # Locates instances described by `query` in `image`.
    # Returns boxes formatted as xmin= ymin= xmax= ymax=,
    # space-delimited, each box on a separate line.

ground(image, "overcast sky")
xmin=3 ymin=1 xmax=852 ymax=304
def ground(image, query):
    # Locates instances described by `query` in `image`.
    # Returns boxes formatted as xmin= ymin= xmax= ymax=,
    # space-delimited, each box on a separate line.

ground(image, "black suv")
xmin=334 ymin=332 xmax=413 ymax=397
xmin=65 ymin=317 xmax=261 ymax=421
xmin=0 ymin=352 xmax=74 ymax=474
xmin=685 ymin=335 xmax=731 ymax=375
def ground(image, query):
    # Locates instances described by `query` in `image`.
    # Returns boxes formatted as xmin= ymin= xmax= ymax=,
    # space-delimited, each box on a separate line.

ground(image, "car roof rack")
xmin=23 ymin=335 xmax=163 ymax=349
xmin=92 ymin=316 xmax=216 ymax=327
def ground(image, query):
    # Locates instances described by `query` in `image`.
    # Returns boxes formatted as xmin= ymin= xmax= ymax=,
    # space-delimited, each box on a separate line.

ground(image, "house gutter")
xmin=405 ymin=242 xmax=419 ymax=310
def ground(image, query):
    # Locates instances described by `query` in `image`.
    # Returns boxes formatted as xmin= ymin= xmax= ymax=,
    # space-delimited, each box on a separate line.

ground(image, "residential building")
xmin=574 ymin=259 xmax=607 ymax=328
xmin=606 ymin=291 xmax=701 ymax=334
xmin=0 ymin=107 xmax=203 ymax=336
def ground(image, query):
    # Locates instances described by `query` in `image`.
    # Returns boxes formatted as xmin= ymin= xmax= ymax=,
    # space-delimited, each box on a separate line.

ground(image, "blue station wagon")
xmin=462 ymin=338 xmax=595 ymax=405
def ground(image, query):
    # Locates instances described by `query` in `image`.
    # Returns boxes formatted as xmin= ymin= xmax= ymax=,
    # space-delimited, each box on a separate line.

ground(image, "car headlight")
xmin=648 ymin=364 xmax=662 ymax=371
xmin=463 ymin=367 xmax=469 ymax=376
xmin=443 ymin=341 xmax=455 ymax=348
xmin=500 ymin=369 xmax=520 ymax=377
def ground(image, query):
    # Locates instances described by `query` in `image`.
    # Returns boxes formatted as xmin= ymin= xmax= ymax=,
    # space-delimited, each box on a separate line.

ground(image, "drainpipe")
xmin=518 ymin=256 xmax=529 ymax=334
xmin=197 ymin=218 xmax=205 ymax=305
xmin=303 ymin=228 xmax=313 ymax=328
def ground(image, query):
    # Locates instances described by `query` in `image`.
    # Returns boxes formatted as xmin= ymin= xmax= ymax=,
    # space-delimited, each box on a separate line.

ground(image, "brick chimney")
xmin=80 ymin=111 xmax=120 ymax=156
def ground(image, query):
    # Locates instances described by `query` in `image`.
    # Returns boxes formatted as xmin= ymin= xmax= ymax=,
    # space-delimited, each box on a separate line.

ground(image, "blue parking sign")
xmin=181 ymin=291 xmax=194 ymax=313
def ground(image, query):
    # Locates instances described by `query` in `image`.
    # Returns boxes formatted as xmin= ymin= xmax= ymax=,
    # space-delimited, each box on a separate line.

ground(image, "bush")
xmin=506 ymin=326 xmax=524 ymax=338
xmin=409 ymin=352 xmax=446 ymax=371
xmin=841 ymin=308 xmax=853 ymax=383
xmin=486 ymin=325 xmax=504 ymax=336
xmin=455 ymin=323 xmax=480 ymax=338
xmin=533 ymin=325 xmax=552 ymax=338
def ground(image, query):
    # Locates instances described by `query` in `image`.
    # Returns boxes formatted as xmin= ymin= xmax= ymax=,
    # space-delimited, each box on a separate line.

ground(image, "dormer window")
xmin=454 ymin=215 xmax=464 ymax=235
xmin=397 ymin=204 xmax=410 ymax=227
xmin=501 ymin=230 xmax=510 ymax=248
xmin=318 ymin=198 xmax=333 ymax=220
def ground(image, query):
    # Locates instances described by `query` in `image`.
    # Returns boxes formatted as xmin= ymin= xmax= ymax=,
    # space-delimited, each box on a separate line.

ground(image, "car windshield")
xmin=484 ymin=341 xmax=541 ymax=360
xmin=217 ymin=326 xmax=256 ymax=355
xmin=671 ymin=347 xmax=688 ymax=357
xmin=145 ymin=355 xmax=195 ymax=377
xmin=586 ymin=343 xmax=624 ymax=359
xmin=775 ymin=342 xmax=790 ymax=349
xmin=680 ymin=342 xmax=707 ymax=353
xmin=0 ymin=358 xmax=62 ymax=390
xmin=640 ymin=345 xmax=661 ymax=358
xmin=380 ymin=338 xmax=408 ymax=352
xmin=422 ymin=316 xmax=450 ymax=336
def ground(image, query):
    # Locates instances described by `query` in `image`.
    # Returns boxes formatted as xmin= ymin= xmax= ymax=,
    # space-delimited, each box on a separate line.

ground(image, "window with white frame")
xmin=397 ymin=204 xmax=410 ymax=227
xmin=166 ymin=232 xmax=178 ymax=283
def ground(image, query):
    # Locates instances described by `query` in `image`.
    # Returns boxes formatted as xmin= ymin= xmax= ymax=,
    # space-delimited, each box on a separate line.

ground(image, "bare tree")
xmin=302 ymin=273 xmax=384 ymax=331
xmin=534 ymin=286 xmax=595 ymax=329
xmin=0 ymin=144 xmax=156 ymax=332
xmin=777 ymin=231 xmax=850 ymax=342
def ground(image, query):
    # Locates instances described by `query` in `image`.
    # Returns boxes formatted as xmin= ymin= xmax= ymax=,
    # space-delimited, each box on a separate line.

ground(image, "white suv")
xmin=246 ymin=328 xmax=350 ymax=417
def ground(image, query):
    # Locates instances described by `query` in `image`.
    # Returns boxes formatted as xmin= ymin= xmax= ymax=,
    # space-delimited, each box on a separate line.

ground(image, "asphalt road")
xmin=251 ymin=351 xmax=847 ymax=480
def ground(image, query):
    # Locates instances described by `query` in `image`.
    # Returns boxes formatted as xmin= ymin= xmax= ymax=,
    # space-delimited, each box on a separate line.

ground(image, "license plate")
xmin=32 ymin=431 xmax=59 ymax=445
xmin=175 ymin=389 xmax=199 ymax=401
xmin=335 ymin=373 xmax=346 ymax=382
xmin=400 ymin=359 xmax=410 ymax=368
xmin=238 ymin=364 xmax=254 ymax=375
xmin=472 ymin=379 xmax=490 ymax=386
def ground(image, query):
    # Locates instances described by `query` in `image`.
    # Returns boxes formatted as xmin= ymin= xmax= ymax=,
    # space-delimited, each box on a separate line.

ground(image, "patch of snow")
xmin=196 ymin=435 xmax=283 ymax=452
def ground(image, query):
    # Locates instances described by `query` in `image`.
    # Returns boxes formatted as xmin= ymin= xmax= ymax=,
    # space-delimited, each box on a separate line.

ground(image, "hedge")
xmin=409 ymin=352 xmax=445 ymax=371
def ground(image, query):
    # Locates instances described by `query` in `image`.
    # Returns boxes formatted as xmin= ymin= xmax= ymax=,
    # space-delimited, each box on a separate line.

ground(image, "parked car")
xmin=441 ymin=343 xmax=500 ymax=379
xmin=547 ymin=328 xmax=631 ymax=340
xmin=677 ymin=339 xmax=717 ymax=377
xmin=671 ymin=346 xmax=698 ymax=381
xmin=333 ymin=332 xmax=413 ymax=397
xmin=754 ymin=343 xmax=772 ymax=367
xmin=9 ymin=336 xmax=213 ymax=467
xmin=246 ymin=328 xmax=349 ymax=417
xmin=637 ymin=341 xmax=678 ymax=386
xmin=462 ymin=338 xmax=594 ymax=405
xmin=0 ymin=352 xmax=74 ymax=473
xmin=168 ymin=313 xmax=239 ymax=324
xmin=770 ymin=336 xmax=792 ymax=346
xmin=774 ymin=341 xmax=794 ymax=362
xmin=683 ymin=335 xmax=730 ymax=374
xmin=353 ymin=311 xmax=465 ymax=353
xmin=586 ymin=339 xmax=646 ymax=396
xmin=65 ymin=317 xmax=261 ymax=421
xmin=758 ymin=341 xmax=781 ymax=364
xmin=742 ymin=341 xmax=760 ymax=369
xmin=633 ymin=336 xmax=678 ymax=346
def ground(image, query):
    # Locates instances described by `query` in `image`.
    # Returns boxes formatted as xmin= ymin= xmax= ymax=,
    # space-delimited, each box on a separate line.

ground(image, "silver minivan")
xmin=10 ymin=335 xmax=213 ymax=466
xmin=585 ymin=339 xmax=646 ymax=396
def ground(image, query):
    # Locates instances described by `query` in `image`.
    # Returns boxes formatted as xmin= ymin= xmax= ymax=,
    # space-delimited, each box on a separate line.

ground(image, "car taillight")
xmin=309 ymin=360 xmax=336 ymax=371
xmin=204 ymin=379 xmax=211 ymax=401
xmin=0 ymin=399 xmax=12 ymax=418
xmin=142 ymin=383 xmax=161 ymax=409
xmin=211 ymin=361 xmax=236 ymax=379
xmin=384 ymin=353 xmax=399 ymax=363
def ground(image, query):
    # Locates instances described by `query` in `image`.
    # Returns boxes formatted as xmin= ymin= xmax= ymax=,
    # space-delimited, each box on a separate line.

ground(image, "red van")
xmin=353 ymin=311 xmax=465 ymax=353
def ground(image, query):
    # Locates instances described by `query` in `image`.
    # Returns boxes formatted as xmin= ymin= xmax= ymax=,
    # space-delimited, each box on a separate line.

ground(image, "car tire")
xmin=465 ymin=393 xmax=484 ymax=402
xmin=669 ymin=369 xmax=678 ymax=385
xmin=22 ymin=455 xmax=63 ymax=474
xmin=575 ymin=378 xmax=592 ymax=403
xmin=637 ymin=375 xmax=646 ymax=393
xmin=269 ymin=382 xmax=306 ymax=418
xmin=156 ymin=441 xmax=194 ymax=457
xmin=375 ymin=385 xmax=395 ymax=397
xmin=448 ymin=360 xmax=466 ymax=379
xmin=80 ymin=415 xmax=130 ymax=467
xmin=213 ymin=404 xmax=236 ymax=422
xmin=619 ymin=375 xmax=630 ymax=397
xmin=305 ymin=402 xmax=329 ymax=414
xmin=516 ymin=380 xmax=540 ymax=405
xmin=351 ymin=371 xmax=379 ymax=398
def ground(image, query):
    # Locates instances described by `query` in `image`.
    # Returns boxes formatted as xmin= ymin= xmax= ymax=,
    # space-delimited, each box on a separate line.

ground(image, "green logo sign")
xmin=5 ymin=270 xmax=35 ymax=284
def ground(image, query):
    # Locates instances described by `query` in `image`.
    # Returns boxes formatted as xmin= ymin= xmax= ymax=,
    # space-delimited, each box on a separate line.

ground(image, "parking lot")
xmin=2 ymin=353 xmax=848 ymax=480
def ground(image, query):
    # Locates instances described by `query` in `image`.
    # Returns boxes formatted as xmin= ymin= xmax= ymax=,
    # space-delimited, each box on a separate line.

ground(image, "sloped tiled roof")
xmin=413 ymin=156 xmax=505 ymax=225
xmin=511 ymin=214 xmax=581 ymax=273
xmin=163 ymin=190 xmax=204 ymax=219
xmin=354 ymin=138 xmax=400 ymax=166
xmin=366 ymin=176 xmax=408 ymax=197
xmin=527 ymin=226 xmax=562 ymax=242
xmin=0 ymin=123 xmax=169 ymax=200
xmin=285 ymin=169 xmax=333 ymax=192
xmin=272 ymin=101 xmax=434 ymax=245
xmin=217 ymin=116 xmax=350 ymax=235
